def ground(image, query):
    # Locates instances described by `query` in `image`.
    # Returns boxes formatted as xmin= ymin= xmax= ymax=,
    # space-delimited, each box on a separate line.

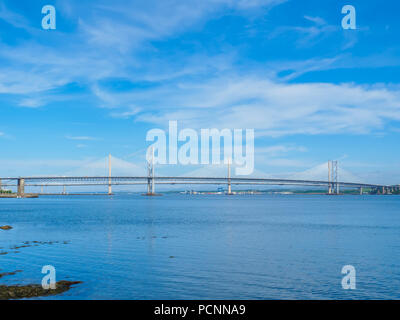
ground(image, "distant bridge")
xmin=0 ymin=175 xmax=396 ymax=197
xmin=0 ymin=157 xmax=397 ymax=197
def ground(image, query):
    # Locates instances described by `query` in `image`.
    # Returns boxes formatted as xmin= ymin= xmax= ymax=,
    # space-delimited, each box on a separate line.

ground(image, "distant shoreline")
xmin=0 ymin=193 xmax=38 ymax=198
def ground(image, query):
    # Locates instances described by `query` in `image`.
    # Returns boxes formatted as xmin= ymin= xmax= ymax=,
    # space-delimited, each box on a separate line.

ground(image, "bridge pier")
xmin=327 ymin=182 xmax=341 ymax=195
xmin=17 ymin=178 xmax=25 ymax=197
xmin=144 ymin=148 xmax=157 ymax=196
xmin=146 ymin=177 xmax=155 ymax=195
xmin=227 ymin=159 xmax=233 ymax=195
xmin=327 ymin=160 xmax=339 ymax=194
xmin=359 ymin=187 xmax=363 ymax=195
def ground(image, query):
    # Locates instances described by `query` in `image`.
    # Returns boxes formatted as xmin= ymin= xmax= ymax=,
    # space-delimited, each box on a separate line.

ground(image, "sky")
xmin=0 ymin=0 xmax=400 ymax=185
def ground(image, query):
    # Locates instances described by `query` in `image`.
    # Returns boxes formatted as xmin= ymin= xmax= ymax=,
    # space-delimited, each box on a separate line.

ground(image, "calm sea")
xmin=0 ymin=194 xmax=399 ymax=300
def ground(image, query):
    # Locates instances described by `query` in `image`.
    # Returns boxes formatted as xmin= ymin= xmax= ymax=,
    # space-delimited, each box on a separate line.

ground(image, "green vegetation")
xmin=0 ymin=189 xmax=12 ymax=194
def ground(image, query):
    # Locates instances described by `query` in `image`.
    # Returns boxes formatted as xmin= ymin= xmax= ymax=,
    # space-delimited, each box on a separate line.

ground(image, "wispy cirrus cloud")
xmin=65 ymin=135 xmax=99 ymax=141
xmin=269 ymin=15 xmax=339 ymax=46
xmin=110 ymin=76 xmax=400 ymax=137
xmin=0 ymin=1 xmax=399 ymax=150
xmin=0 ymin=0 xmax=284 ymax=108
xmin=110 ymin=106 xmax=142 ymax=119
xmin=257 ymin=145 xmax=307 ymax=156
xmin=0 ymin=2 xmax=31 ymax=30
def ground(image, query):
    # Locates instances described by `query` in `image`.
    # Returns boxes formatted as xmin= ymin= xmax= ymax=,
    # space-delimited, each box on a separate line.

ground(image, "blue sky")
xmin=0 ymin=0 xmax=399 ymax=184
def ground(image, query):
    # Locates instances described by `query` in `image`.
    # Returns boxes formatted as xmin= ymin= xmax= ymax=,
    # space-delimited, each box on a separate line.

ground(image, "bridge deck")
xmin=0 ymin=176 xmax=390 ymax=188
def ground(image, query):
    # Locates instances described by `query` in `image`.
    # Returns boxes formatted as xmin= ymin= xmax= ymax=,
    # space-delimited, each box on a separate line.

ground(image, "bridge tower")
xmin=17 ymin=178 xmax=25 ymax=197
xmin=146 ymin=147 xmax=156 ymax=196
xmin=108 ymin=154 xmax=112 ymax=195
xmin=328 ymin=160 xmax=339 ymax=195
xmin=333 ymin=161 xmax=339 ymax=194
xmin=328 ymin=161 xmax=332 ymax=194
xmin=227 ymin=158 xmax=233 ymax=195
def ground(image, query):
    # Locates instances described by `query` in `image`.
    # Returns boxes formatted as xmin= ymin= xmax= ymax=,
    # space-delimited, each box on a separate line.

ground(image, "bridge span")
xmin=0 ymin=157 xmax=396 ymax=197
xmin=0 ymin=176 xmax=395 ymax=197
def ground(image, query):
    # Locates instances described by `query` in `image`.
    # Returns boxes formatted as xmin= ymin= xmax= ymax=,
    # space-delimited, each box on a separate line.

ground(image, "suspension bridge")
xmin=0 ymin=156 xmax=397 ymax=197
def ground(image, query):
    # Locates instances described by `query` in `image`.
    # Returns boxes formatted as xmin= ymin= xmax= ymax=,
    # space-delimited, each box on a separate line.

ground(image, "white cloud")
xmin=132 ymin=76 xmax=400 ymax=136
xmin=0 ymin=2 xmax=31 ymax=30
xmin=257 ymin=145 xmax=307 ymax=156
xmin=0 ymin=0 xmax=399 ymax=143
xmin=0 ymin=0 xmax=285 ymax=93
xmin=18 ymin=97 xmax=45 ymax=108
xmin=110 ymin=106 xmax=142 ymax=119
xmin=0 ymin=156 xmax=145 ymax=177
xmin=288 ymin=162 xmax=365 ymax=183
xmin=66 ymin=135 xmax=98 ymax=141
xmin=63 ymin=155 xmax=145 ymax=176
xmin=78 ymin=0 xmax=286 ymax=53
xmin=304 ymin=15 xmax=326 ymax=26
xmin=269 ymin=15 xmax=339 ymax=46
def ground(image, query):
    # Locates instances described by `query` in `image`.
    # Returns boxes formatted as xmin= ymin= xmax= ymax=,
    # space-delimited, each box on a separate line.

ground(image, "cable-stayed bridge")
xmin=0 ymin=155 xmax=397 ymax=197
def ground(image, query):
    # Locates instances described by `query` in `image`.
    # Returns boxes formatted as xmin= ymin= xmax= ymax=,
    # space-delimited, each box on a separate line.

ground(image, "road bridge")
xmin=0 ymin=175 xmax=395 ymax=197
xmin=0 ymin=157 xmax=396 ymax=197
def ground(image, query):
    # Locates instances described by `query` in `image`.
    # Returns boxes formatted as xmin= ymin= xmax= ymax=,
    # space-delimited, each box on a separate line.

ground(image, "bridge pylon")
xmin=327 ymin=160 xmax=339 ymax=195
xmin=144 ymin=146 xmax=158 ymax=196
xmin=227 ymin=158 xmax=233 ymax=195
xmin=17 ymin=178 xmax=25 ymax=197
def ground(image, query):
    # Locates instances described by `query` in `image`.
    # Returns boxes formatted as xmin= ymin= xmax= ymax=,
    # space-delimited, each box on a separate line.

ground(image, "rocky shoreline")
xmin=0 ymin=225 xmax=82 ymax=300
xmin=0 ymin=281 xmax=82 ymax=300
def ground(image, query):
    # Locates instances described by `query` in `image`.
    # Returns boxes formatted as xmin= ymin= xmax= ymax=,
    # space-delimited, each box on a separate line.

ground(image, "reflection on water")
xmin=0 ymin=194 xmax=400 ymax=300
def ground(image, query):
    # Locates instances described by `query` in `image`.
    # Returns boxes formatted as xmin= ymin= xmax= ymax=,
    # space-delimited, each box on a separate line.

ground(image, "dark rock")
xmin=0 ymin=270 xmax=22 ymax=279
xmin=0 ymin=280 xmax=82 ymax=300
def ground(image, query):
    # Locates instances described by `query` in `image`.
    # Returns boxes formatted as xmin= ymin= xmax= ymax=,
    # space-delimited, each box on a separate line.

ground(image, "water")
xmin=1 ymin=194 xmax=400 ymax=300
